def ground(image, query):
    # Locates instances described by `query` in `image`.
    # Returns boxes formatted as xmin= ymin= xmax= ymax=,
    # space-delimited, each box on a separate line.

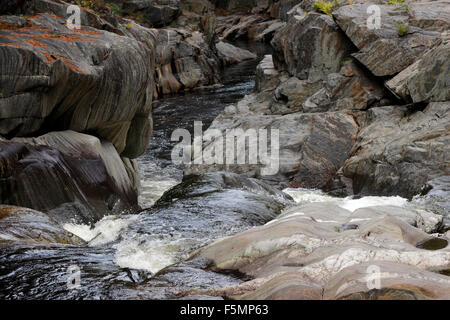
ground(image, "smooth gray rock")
xmin=385 ymin=42 xmax=450 ymax=103
xmin=333 ymin=3 xmax=445 ymax=77
xmin=0 ymin=131 xmax=140 ymax=224
xmin=184 ymin=102 xmax=359 ymax=189
xmin=215 ymin=41 xmax=257 ymax=66
xmin=0 ymin=6 xmax=155 ymax=158
xmin=191 ymin=202 xmax=450 ymax=299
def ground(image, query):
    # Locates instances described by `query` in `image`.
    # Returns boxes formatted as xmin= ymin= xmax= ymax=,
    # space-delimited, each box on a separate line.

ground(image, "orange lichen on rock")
xmin=0 ymin=206 xmax=18 ymax=220
xmin=0 ymin=21 xmax=22 ymax=31
xmin=0 ymin=42 xmax=25 ymax=49
xmin=72 ymin=27 xmax=102 ymax=37
xmin=58 ymin=56 xmax=85 ymax=73
xmin=40 ymin=50 xmax=86 ymax=73
xmin=25 ymin=39 xmax=48 ymax=48
xmin=41 ymin=51 xmax=57 ymax=63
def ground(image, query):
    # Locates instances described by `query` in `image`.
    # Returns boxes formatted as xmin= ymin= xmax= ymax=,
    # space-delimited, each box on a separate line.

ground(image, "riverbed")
xmin=0 ymin=42 xmax=446 ymax=300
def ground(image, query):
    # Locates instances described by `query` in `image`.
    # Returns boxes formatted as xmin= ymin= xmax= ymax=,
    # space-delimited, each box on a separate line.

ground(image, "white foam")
xmin=338 ymin=196 xmax=408 ymax=212
xmin=283 ymin=188 xmax=336 ymax=204
xmin=113 ymin=238 xmax=181 ymax=274
xmin=63 ymin=215 xmax=139 ymax=246
xmin=139 ymin=179 xmax=179 ymax=208
xmin=283 ymin=188 xmax=409 ymax=213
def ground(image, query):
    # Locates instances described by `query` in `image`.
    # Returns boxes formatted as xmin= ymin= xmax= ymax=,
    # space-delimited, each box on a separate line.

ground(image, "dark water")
xmin=0 ymin=42 xmax=274 ymax=300
xmin=138 ymin=41 xmax=271 ymax=207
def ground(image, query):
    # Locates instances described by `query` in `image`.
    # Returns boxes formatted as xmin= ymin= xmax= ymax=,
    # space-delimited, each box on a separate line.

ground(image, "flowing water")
xmin=0 ymin=42 xmax=275 ymax=299
xmin=0 ymin=42 xmax=447 ymax=300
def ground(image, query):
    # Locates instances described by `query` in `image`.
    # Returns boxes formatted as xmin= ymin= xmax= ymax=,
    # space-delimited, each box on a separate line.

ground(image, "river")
xmin=0 ymin=41 xmax=446 ymax=300
xmin=0 ymin=41 xmax=274 ymax=299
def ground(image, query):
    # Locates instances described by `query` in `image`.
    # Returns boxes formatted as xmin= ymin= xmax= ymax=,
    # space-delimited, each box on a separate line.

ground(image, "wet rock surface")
xmin=0 ymin=131 xmax=140 ymax=224
xmin=0 ymin=205 xmax=85 ymax=245
xmin=0 ymin=172 xmax=291 ymax=299
xmin=191 ymin=201 xmax=450 ymax=299
xmin=0 ymin=0 xmax=449 ymax=301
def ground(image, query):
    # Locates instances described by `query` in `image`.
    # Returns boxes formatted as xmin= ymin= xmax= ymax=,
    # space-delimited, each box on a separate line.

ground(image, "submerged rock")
xmin=0 ymin=205 xmax=85 ymax=245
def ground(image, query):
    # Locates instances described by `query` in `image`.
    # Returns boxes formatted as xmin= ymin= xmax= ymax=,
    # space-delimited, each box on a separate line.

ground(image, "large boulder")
xmin=215 ymin=41 xmax=257 ymax=66
xmin=271 ymin=12 xmax=354 ymax=82
xmin=190 ymin=201 xmax=450 ymax=299
xmin=301 ymin=60 xmax=387 ymax=113
xmin=333 ymin=3 xmax=447 ymax=77
xmin=217 ymin=14 xmax=266 ymax=41
xmin=412 ymin=176 xmax=450 ymax=232
xmin=342 ymin=102 xmax=449 ymax=198
xmin=0 ymin=131 xmax=140 ymax=224
xmin=385 ymin=42 xmax=450 ymax=103
xmin=184 ymin=97 xmax=359 ymax=189
xmin=152 ymin=28 xmax=221 ymax=96
xmin=0 ymin=5 xmax=155 ymax=158
xmin=122 ymin=0 xmax=182 ymax=27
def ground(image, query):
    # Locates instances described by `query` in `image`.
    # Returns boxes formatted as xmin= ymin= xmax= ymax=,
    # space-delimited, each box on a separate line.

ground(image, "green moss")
xmin=396 ymin=24 xmax=409 ymax=37
xmin=313 ymin=0 xmax=341 ymax=17
xmin=388 ymin=0 xmax=405 ymax=4
xmin=341 ymin=57 xmax=352 ymax=66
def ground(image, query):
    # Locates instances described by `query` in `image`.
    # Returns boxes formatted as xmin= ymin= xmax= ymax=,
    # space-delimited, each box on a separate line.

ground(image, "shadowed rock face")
xmin=342 ymin=102 xmax=449 ymax=199
xmin=122 ymin=0 xmax=182 ymax=28
xmin=271 ymin=12 xmax=355 ymax=82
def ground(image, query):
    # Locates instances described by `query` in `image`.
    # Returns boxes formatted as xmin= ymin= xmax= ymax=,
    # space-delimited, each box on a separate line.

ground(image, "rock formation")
xmin=190 ymin=201 xmax=450 ymax=299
